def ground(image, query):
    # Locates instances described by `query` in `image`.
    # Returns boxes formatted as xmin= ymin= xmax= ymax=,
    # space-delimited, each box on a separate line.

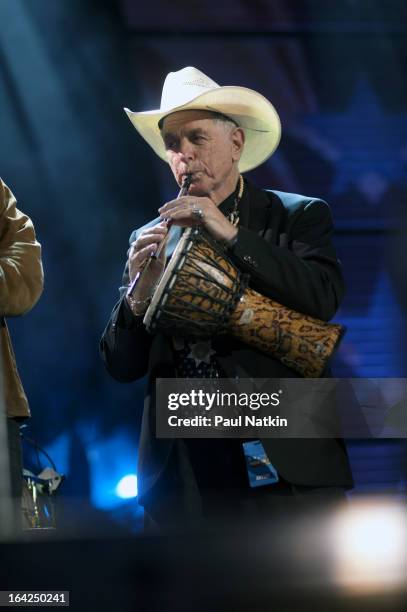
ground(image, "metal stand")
xmin=0 ymin=331 xmax=17 ymax=538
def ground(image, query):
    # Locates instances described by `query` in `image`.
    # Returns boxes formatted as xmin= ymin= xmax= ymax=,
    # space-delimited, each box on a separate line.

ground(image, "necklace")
xmin=228 ymin=174 xmax=244 ymax=227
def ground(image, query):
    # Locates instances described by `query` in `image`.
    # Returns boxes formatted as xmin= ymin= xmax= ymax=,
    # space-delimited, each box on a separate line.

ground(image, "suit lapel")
xmin=242 ymin=181 xmax=273 ymax=234
xmin=242 ymin=184 xmax=288 ymax=246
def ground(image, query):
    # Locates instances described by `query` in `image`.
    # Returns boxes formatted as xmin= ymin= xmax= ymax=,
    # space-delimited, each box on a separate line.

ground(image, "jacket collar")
xmin=239 ymin=179 xmax=273 ymax=233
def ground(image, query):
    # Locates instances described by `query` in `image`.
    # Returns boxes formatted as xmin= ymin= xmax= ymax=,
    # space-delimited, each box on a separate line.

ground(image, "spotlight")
xmin=115 ymin=475 xmax=138 ymax=499
xmin=330 ymin=499 xmax=407 ymax=594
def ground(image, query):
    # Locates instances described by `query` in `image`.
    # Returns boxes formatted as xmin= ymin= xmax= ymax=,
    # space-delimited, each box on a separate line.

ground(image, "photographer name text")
xmin=167 ymin=414 xmax=288 ymax=428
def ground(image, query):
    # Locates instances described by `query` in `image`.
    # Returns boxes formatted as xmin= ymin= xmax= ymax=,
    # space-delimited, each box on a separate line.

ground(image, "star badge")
xmin=187 ymin=341 xmax=217 ymax=366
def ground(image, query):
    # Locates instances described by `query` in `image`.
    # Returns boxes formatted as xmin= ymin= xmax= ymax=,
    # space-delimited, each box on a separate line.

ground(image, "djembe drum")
xmin=143 ymin=228 xmax=345 ymax=377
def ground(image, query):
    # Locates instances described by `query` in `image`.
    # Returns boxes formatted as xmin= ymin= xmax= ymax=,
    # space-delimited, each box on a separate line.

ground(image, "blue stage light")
xmin=116 ymin=474 xmax=138 ymax=499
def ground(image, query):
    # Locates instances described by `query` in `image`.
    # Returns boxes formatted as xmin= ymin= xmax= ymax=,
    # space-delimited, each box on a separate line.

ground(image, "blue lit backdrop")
xmin=1 ymin=0 xmax=406 ymax=525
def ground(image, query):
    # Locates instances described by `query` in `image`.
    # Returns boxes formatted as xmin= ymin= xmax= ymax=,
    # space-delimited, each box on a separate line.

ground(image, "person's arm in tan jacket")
xmin=0 ymin=179 xmax=43 ymax=315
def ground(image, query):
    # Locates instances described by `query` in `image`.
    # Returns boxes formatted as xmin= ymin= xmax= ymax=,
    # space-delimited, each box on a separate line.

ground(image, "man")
xmin=0 ymin=178 xmax=43 ymax=507
xmin=101 ymin=67 xmax=353 ymax=529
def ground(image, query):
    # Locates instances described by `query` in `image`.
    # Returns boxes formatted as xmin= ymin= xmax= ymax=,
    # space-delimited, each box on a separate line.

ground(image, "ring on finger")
xmin=192 ymin=205 xmax=204 ymax=222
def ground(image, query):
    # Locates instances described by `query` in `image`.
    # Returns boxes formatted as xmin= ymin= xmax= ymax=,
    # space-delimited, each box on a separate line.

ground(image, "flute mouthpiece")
xmin=183 ymin=173 xmax=192 ymax=188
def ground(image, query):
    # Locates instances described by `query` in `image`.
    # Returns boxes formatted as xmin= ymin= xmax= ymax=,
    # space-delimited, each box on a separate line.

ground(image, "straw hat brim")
xmin=124 ymin=86 xmax=281 ymax=173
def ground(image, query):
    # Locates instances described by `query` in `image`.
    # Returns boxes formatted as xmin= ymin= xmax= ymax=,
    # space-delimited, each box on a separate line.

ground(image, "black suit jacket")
xmin=100 ymin=180 xmax=353 ymax=509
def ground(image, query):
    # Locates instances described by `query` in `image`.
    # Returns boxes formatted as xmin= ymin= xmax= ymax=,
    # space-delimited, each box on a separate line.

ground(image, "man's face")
xmin=161 ymin=109 xmax=243 ymax=198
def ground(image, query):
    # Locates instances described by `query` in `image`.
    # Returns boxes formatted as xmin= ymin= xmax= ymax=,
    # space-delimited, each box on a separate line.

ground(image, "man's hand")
xmin=158 ymin=196 xmax=238 ymax=244
xmin=127 ymin=221 xmax=168 ymax=303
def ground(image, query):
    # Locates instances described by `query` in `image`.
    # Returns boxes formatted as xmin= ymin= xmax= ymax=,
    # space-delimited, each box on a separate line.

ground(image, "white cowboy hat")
xmin=124 ymin=66 xmax=281 ymax=173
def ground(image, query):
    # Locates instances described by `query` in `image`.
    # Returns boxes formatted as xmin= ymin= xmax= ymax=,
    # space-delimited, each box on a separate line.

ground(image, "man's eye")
xmin=165 ymin=141 xmax=176 ymax=150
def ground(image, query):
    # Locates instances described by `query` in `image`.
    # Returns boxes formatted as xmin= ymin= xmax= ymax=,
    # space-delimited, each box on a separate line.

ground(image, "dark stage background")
xmin=1 ymin=0 xmax=407 ymax=526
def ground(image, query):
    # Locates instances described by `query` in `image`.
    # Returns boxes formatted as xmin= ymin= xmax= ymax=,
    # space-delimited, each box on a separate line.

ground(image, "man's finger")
xmin=158 ymin=196 xmax=200 ymax=215
xmin=133 ymin=232 xmax=167 ymax=251
xmin=159 ymin=204 xmax=191 ymax=221
xmin=131 ymin=244 xmax=158 ymax=265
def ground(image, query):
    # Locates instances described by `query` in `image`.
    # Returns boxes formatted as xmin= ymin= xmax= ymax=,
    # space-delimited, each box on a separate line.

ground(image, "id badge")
xmin=243 ymin=440 xmax=279 ymax=488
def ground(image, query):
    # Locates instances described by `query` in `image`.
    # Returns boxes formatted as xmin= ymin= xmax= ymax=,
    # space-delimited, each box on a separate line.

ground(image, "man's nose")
xmin=178 ymin=138 xmax=195 ymax=161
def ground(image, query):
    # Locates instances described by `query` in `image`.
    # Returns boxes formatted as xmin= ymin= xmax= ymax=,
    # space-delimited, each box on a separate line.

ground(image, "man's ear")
xmin=231 ymin=127 xmax=245 ymax=162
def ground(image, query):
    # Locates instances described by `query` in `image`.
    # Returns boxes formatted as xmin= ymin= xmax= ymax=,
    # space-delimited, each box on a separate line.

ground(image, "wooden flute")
xmin=127 ymin=173 xmax=192 ymax=298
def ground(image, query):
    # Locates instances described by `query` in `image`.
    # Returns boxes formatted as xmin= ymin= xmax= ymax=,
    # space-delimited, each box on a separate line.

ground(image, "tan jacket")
xmin=0 ymin=179 xmax=43 ymax=417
